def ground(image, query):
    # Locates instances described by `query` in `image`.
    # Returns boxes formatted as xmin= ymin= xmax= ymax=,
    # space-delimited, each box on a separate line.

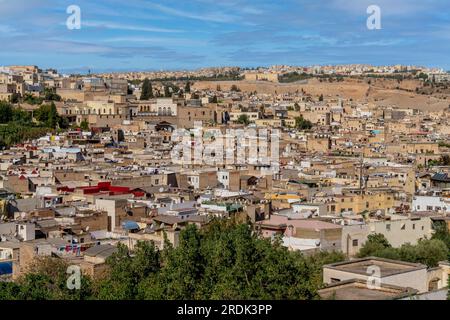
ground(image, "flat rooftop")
xmin=325 ymin=257 xmax=426 ymax=277
xmin=319 ymin=279 xmax=417 ymax=300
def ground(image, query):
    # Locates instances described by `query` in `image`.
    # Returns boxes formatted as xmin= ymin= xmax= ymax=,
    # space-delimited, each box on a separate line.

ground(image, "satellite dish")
xmin=85 ymin=226 xmax=90 ymax=232
xmin=173 ymin=223 xmax=178 ymax=230
xmin=160 ymin=223 xmax=165 ymax=229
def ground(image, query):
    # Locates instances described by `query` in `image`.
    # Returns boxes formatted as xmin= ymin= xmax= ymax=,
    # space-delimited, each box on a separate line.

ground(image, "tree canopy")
xmin=236 ymin=114 xmax=250 ymax=126
xmin=0 ymin=220 xmax=345 ymax=300
xmin=357 ymin=233 xmax=448 ymax=267
xmin=140 ymin=78 xmax=154 ymax=100
xmin=294 ymin=116 xmax=313 ymax=130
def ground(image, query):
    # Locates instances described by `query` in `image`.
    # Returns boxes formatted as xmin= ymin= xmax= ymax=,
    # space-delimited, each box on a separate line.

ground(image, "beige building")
xmin=244 ymin=72 xmax=279 ymax=82
xmin=323 ymin=257 xmax=431 ymax=293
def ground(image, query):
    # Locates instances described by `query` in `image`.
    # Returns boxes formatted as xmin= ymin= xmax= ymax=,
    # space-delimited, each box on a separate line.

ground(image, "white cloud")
xmin=82 ymin=20 xmax=182 ymax=33
xmin=149 ymin=3 xmax=237 ymax=23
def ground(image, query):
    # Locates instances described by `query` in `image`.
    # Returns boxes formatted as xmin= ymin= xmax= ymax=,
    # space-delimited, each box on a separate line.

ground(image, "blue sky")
xmin=1 ymin=0 xmax=450 ymax=73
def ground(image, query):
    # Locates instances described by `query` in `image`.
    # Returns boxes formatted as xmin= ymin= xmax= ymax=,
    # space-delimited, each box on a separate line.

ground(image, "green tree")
xmin=23 ymin=93 xmax=44 ymax=105
xmin=43 ymin=88 xmax=61 ymax=101
xmin=236 ymin=114 xmax=250 ymax=125
xmin=1 ymin=220 xmax=348 ymax=301
xmin=295 ymin=116 xmax=313 ymax=130
xmin=12 ymin=107 xmax=32 ymax=124
xmin=230 ymin=85 xmax=240 ymax=92
xmin=35 ymin=102 xmax=60 ymax=129
xmin=140 ymin=78 xmax=153 ymax=100
xmin=2 ymin=257 xmax=92 ymax=300
xmin=185 ymin=81 xmax=191 ymax=93
xmin=0 ymin=101 xmax=13 ymax=123
xmin=440 ymin=155 xmax=450 ymax=166
xmin=431 ymin=222 xmax=450 ymax=250
xmin=164 ymin=86 xmax=171 ymax=98
xmin=9 ymin=93 xmax=20 ymax=104
xmin=95 ymin=241 xmax=161 ymax=300
xmin=358 ymin=234 xmax=448 ymax=268
xmin=357 ymin=233 xmax=391 ymax=257
xmin=79 ymin=119 xmax=89 ymax=131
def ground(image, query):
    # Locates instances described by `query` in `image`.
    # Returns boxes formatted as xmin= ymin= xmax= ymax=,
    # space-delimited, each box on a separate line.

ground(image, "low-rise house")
xmin=323 ymin=257 xmax=448 ymax=294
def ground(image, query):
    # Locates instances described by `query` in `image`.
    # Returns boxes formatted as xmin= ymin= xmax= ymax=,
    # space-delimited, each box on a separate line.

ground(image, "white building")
xmin=412 ymin=195 xmax=449 ymax=213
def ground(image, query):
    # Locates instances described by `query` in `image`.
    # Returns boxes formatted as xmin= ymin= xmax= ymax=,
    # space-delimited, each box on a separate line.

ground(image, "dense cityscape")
xmin=0 ymin=63 xmax=449 ymax=301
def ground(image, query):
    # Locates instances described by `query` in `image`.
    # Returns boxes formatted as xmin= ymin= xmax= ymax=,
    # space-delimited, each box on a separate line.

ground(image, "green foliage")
xmin=357 ymin=233 xmax=391 ymax=258
xmin=140 ymin=78 xmax=153 ymax=100
xmin=417 ymin=72 xmax=429 ymax=80
xmin=358 ymin=233 xmax=448 ymax=267
xmin=230 ymin=85 xmax=240 ymax=92
xmin=0 ymin=101 xmax=14 ymax=123
xmin=79 ymin=119 xmax=90 ymax=131
xmin=431 ymin=222 xmax=450 ymax=251
xmin=164 ymin=86 xmax=171 ymax=98
xmin=9 ymin=93 xmax=20 ymax=104
xmin=294 ymin=116 xmax=313 ymax=130
xmin=0 ymin=101 xmax=62 ymax=147
xmin=35 ymin=102 xmax=67 ymax=129
xmin=0 ymin=123 xmax=51 ymax=148
xmin=0 ymin=257 xmax=92 ymax=300
xmin=236 ymin=114 xmax=250 ymax=125
xmin=279 ymin=72 xmax=312 ymax=83
xmin=23 ymin=93 xmax=44 ymax=105
xmin=438 ymin=141 xmax=450 ymax=148
xmin=0 ymin=101 xmax=29 ymax=124
xmin=185 ymin=81 xmax=191 ymax=93
xmin=440 ymin=155 xmax=450 ymax=166
xmin=1 ymin=220 xmax=346 ymax=300
xmin=42 ymin=88 xmax=62 ymax=101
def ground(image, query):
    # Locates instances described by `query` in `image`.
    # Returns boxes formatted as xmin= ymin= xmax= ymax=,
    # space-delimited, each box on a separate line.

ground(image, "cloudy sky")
xmin=1 ymin=0 xmax=449 ymax=73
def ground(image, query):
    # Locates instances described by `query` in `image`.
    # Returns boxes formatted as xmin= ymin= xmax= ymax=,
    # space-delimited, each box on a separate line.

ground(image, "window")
xmin=412 ymin=224 xmax=415 ymax=230
xmin=401 ymin=224 xmax=406 ymax=230
xmin=352 ymin=239 xmax=358 ymax=247
xmin=386 ymin=224 xmax=391 ymax=231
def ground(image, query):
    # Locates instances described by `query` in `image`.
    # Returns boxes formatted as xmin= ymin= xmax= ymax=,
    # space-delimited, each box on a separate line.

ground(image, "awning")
xmin=122 ymin=220 xmax=140 ymax=231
